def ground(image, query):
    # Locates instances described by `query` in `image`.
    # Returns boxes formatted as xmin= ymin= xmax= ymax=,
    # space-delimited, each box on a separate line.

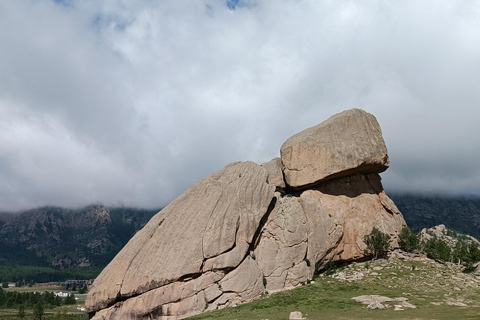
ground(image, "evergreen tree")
xmin=33 ymin=302 xmax=44 ymax=320
xmin=17 ymin=304 xmax=26 ymax=319
xmin=64 ymin=293 xmax=76 ymax=305
xmin=424 ymin=238 xmax=451 ymax=261
xmin=53 ymin=307 xmax=67 ymax=320
xmin=364 ymin=227 xmax=391 ymax=259
xmin=398 ymin=226 xmax=420 ymax=252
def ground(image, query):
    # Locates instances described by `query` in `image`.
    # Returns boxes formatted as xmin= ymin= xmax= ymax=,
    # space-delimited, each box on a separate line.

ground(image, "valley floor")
xmin=0 ymin=286 xmax=88 ymax=320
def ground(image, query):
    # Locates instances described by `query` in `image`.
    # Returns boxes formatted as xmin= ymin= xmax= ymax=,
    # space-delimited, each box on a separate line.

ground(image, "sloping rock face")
xmin=280 ymin=108 xmax=389 ymax=189
xmin=86 ymin=108 xmax=406 ymax=320
xmin=86 ymin=161 xmax=275 ymax=318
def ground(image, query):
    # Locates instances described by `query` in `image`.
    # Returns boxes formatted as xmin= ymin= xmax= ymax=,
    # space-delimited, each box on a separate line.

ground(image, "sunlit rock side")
xmin=85 ymin=161 xmax=275 ymax=318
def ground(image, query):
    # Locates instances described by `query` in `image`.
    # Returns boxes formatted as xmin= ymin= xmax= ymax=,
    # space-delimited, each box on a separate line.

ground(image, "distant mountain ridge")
xmin=2 ymin=194 xmax=480 ymax=271
xmin=390 ymin=194 xmax=480 ymax=239
xmin=0 ymin=205 xmax=159 ymax=269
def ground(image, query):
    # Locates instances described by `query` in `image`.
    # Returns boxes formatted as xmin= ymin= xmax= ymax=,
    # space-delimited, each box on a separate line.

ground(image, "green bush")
xmin=398 ymin=226 xmax=420 ymax=252
xmin=363 ymin=227 xmax=391 ymax=260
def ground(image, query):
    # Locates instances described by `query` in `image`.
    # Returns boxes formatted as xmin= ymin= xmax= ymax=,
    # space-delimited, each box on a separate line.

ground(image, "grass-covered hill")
xmin=186 ymin=252 xmax=480 ymax=320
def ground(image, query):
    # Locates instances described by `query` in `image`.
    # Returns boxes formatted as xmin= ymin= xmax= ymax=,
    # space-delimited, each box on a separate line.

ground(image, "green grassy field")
xmin=5 ymin=258 xmax=478 ymax=320
xmin=187 ymin=258 xmax=480 ymax=320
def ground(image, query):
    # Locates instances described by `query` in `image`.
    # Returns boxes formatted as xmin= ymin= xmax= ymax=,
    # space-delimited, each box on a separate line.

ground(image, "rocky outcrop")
xmin=280 ymin=108 xmax=389 ymax=189
xmin=86 ymin=108 xmax=406 ymax=320
xmin=261 ymin=157 xmax=286 ymax=188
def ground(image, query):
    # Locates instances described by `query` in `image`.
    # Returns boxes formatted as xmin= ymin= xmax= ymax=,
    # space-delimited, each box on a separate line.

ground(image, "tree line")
xmin=364 ymin=226 xmax=480 ymax=271
xmin=0 ymin=266 xmax=100 ymax=284
xmin=0 ymin=289 xmax=76 ymax=310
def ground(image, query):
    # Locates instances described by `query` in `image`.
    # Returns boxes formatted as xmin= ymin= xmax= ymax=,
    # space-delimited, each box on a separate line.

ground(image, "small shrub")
xmin=304 ymin=258 xmax=311 ymax=267
xmin=275 ymin=187 xmax=286 ymax=197
xmin=324 ymin=260 xmax=337 ymax=275
xmin=313 ymin=262 xmax=322 ymax=279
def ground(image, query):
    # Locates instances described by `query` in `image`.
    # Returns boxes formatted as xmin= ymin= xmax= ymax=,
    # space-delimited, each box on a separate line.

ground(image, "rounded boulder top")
xmin=280 ymin=108 xmax=389 ymax=189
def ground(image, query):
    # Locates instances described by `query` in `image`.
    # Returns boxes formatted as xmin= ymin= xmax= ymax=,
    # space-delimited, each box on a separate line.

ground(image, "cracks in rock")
xmin=177 ymin=271 xmax=203 ymax=283
xmin=381 ymin=201 xmax=396 ymax=216
xmin=201 ymin=195 xmax=226 ymax=259
xmin=250 ymin=196 xmax=277 ymax=252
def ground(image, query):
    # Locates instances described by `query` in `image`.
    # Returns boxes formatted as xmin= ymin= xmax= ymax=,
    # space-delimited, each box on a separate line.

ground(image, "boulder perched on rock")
xmin=280 ymin=108 xmax=389 ymax=189
xmin=86 ymin=108 xmax=405 ymax=320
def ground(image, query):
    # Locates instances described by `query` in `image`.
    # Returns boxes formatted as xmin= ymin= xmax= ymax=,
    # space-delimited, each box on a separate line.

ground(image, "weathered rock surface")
xmin=85 ymin=161 xmax=275 ymax=318
xmin=261 ymin=157 xmax=286 ymax=188
xmin=86 ymin=108 xmax=406 ymax=320
xmin=254 ymin=195 xmax=310 ymax=292
xmin=301 ymin=173 xmax=405 ymax=261
xmin=280 ymin=108 xmax=389 ymax=189
xmin=289 ymin=311 xmax=306 ymax=319
xmin=353 ymin=295 xmax=412 ymax=310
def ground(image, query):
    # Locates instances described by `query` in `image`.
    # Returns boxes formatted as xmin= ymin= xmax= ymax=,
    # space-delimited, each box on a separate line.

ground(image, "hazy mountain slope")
xmin=390 ymin=194 xmax=480 ymax=238
xmin=2 ymin=194 xmax=479 ymax=271
xmin=0 ymin=205 xmax=159 ymax=269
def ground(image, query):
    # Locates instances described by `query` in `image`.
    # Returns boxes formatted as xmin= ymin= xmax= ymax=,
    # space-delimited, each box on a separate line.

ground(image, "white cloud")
xmin=1 ymin=0 xmax=480 ymax=210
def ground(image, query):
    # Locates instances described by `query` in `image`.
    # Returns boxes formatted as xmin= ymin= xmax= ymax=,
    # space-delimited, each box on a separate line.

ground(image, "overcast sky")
xmin=1 ymin=1 xmax=479 ymax=211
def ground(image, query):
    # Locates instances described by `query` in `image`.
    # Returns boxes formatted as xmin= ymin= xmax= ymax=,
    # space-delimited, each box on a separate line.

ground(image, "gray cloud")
xmin=1 ymin=0 xmax=479 ymax=211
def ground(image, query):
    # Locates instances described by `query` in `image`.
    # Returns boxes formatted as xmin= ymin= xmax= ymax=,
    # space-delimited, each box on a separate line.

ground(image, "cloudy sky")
xmin=1 ymin=1 xmax=479 ymax=211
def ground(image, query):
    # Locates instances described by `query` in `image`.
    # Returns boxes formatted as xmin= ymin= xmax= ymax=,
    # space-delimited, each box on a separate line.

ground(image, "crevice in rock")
xmin=381 ymin=202 xmax=395 ymax=216
xmin=250 ymin=196 xmax=277 ymax=252
xmin=365 ymin=173 xmax=383 ymax=195
xmin=200 ymin=198 xmax=277 ymax=291
xmin=294 ymin=170 xmax=384 ymax=195
xmin=177 ymin=271 xmax=204 ymax=282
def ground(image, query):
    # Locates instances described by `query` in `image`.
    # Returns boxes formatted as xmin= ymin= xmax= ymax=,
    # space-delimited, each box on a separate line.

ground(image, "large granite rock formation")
xmin=86 ymin=108 xmax=406 ymax=320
